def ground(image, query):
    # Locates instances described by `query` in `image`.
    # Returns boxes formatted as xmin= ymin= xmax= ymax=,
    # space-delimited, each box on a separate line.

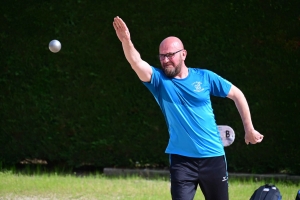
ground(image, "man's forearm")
xmin=227 ymin=85 xmax=263 ymax=144
xmin=121 ymin=40 xmax=142 ymax=67
xmin=233 ymin=90 xmax=254 ymax=133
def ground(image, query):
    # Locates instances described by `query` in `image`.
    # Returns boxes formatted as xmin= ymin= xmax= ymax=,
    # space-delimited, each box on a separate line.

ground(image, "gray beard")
xmin=163 ymin=60 xmax=182 ymax=78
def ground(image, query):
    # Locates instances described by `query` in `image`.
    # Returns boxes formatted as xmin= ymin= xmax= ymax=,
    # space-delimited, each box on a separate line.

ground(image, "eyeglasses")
xmin=158 ymin=49 xmax=184 ymax=60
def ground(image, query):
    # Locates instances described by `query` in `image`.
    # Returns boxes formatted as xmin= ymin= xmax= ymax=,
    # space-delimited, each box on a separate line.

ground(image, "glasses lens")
xmin=158 ymin=49 xmax=183 ymax=60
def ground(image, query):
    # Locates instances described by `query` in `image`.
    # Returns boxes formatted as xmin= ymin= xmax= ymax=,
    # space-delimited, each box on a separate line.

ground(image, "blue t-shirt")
xmin=143 ymin=67 xmax=232 ymax=158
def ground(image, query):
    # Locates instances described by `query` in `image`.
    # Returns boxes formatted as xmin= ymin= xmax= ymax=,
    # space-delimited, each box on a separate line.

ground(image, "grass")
xmin=0 ymin=170 xmax=299 ymax=200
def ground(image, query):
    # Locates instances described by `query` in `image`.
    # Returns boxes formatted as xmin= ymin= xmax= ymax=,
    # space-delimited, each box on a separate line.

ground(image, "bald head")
xmin=159 ymin=36 xmax=184 ymax=53
xmin=158 ymin=36 xmax=188 ymax=78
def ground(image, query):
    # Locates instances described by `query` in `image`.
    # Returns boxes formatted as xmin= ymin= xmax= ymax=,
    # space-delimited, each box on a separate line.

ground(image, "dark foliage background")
xmin=0 ymin=0 xmax=299 ymax=174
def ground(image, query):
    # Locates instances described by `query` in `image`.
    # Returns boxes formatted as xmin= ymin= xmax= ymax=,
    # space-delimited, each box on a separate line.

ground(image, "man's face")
xmin=159 ymin=49 xmax=184 ymax=78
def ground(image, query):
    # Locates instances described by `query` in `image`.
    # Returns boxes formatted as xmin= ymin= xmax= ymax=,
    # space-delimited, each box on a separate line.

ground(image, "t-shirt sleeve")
xmin=142 ymin=66 xmax=161 ymax=96
xmin=206 ymin=70 xmax=232 ymax=97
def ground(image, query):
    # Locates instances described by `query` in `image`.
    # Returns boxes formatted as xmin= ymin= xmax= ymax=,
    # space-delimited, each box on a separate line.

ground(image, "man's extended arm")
xmin=227 ymin=85 xmax=264 ymax=144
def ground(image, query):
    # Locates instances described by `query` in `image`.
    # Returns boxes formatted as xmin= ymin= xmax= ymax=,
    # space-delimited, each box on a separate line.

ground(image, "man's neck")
xmin=174 ymin=65 xmax=188 ymax=79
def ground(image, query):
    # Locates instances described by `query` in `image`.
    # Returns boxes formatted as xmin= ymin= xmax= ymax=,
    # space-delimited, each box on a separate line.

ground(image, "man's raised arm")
xmin=113 ymin=16 xmax=152 ymax=82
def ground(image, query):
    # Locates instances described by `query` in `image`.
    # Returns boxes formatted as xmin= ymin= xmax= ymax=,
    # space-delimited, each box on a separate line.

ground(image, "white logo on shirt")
xmin=192 ymin=81 xmax=204 ymax=92
xmin=222 ymin=176 xmax=228 ymax=182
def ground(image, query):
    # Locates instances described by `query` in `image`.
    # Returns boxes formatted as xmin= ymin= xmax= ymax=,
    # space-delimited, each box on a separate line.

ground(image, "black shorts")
xmin=169 ymin=154 xmax=228 ymax=200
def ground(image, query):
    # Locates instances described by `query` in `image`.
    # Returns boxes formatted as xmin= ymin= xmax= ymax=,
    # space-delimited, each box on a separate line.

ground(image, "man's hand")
xmin=245 ymin=129 xmax=264 ymax=145
xmin=113 ymin=16 xmax=131 ymax=43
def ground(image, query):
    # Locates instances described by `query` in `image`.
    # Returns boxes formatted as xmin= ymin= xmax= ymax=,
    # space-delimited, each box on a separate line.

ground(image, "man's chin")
xmin=163 ymin=67 xmax=171 ymax=72
xmin=163 ymin=69 xmax=175 ymax=77
xmin=163 ymin=65 xmax=173 ymax=69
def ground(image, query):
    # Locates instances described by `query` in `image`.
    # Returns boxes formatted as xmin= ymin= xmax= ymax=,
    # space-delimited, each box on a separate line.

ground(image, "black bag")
xmin=250 ymin=184 xmax=282 ymax=200
xmin=296 ymin=189 xmax=300 ymax=200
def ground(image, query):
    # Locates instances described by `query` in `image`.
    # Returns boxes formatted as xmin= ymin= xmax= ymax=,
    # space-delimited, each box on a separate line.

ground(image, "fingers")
xmin=113 ymin=16 xmax=120 ymax=29
xmin=245 ymin=134 xmax=264 ymax=145
xmin=113 ymin=16 xmax=125 ymax=30
xmin=256 ymin=136 xmax=264 ymax=143
xmin=255 ymin=134 xmax=264 ymax=143
xmin=112 ymin=21 xmax=117 ymax=30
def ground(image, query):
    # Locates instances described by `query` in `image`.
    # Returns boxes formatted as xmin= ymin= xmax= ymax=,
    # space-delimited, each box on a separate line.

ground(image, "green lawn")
xmin=0 ymin=171 xmax=299 ymax=199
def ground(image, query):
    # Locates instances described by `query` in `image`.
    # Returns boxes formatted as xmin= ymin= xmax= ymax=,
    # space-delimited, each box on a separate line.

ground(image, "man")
xmin=113 ymin=16 xmax=264 ymax=200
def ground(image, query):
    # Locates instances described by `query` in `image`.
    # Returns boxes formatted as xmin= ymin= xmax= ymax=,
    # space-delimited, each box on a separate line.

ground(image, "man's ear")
xmin=182 ymin=50 xmax=187 ymax=60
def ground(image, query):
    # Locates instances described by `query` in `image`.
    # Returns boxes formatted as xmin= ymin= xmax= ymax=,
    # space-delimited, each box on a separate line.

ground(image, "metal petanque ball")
xmin=49 ymin=39 xmax=61 ymax=53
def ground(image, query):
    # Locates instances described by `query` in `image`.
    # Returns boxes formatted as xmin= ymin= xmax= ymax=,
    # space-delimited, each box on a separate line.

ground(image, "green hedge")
xmin=1 ymin=0 xmax=299 ymax=174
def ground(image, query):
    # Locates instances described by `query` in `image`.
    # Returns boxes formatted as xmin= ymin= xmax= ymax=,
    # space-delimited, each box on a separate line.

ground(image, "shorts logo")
xmin=192 ymin=81 xmax=204 ymax=92
xmin=222 ymin=176 xmax=228 ymax=182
